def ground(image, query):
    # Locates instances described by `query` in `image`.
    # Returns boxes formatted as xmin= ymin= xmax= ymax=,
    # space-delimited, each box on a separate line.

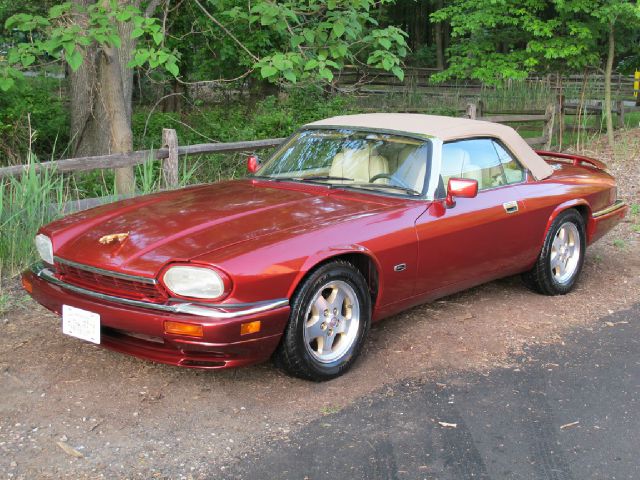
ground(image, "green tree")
xmin=1 ymin=1 xmax=178 ymax=193
xmin=431 ymin=0 xmax=640 ymax=145
xmin=430 ymin=0 xmax=601 ymax=83
xmin=588 ymin=1 xmax=640 ymax=145
xmin=187 ymin=0 xmax=408 ymax=84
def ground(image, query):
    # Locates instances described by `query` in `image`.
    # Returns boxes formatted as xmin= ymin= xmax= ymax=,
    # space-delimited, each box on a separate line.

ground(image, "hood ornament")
xmin=99 ymin=232 xmax=130 ymax=245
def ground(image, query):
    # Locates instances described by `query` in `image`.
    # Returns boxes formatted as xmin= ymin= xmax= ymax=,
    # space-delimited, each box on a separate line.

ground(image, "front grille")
xmin=56 ymin=261 xmax=166 ymax=303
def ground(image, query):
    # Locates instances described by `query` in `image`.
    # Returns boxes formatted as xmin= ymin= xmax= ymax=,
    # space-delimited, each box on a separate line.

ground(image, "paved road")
xmin=222 ymin=303 xmax=640 ymax=480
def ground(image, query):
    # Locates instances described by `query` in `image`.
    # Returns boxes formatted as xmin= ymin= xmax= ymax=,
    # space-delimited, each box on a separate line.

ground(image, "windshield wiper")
xmin=299 ymin=175 xmax=354 ymax=182
xmin=252 ymin=175 xmax=301 ymax=182
xmin=346 ymin=183 xmax=422 ymax=196
xmin=252 ymin=175 xmax=353 ymax=183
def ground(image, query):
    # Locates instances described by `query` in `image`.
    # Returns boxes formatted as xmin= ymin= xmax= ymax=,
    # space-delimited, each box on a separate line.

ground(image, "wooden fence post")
xmin=162 ymin=128 xmax=179 ymax=189
xmin=552 ymin=94 xmax=564 ymax=150
xmin=465 ymin=103 xmax=477 ymax=119
xmin=617 ymin=100 xmax=625 ymax=129
xmin=543 ymin=103 xmax=556 ymax=150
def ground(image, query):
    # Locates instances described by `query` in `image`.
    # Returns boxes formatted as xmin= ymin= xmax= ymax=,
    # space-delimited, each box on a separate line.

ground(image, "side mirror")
xmin=247 ymin=155 xmax=261 ymax=174
xmin=445 ymin=178 xmax=478 ymax=207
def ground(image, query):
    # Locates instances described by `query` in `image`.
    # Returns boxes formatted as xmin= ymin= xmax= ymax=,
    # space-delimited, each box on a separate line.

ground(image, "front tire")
xmin=522 ymin=209 xmax=586 ymax=295
xmin=275 ymin=261 xmax=371 ymax=381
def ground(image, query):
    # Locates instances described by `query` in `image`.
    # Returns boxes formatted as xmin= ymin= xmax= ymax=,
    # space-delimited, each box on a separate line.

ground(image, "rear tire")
xmin=522 ymin=209 xmax=586 ymax=295
xmin=275 ymin=261 xmax=371 ymax=381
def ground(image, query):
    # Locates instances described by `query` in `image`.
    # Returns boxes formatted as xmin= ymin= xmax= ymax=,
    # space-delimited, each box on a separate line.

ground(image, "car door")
xmin=413 ymin=137 xmax=541 ymax=297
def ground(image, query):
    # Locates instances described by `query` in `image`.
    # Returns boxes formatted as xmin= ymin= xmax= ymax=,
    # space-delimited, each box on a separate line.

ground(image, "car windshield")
xmin=256 ymin=129 xmax=431 ymax=196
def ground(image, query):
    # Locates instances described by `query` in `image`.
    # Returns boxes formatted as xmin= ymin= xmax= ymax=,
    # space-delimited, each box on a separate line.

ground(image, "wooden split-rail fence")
xmin=1 ymin=99 xmax=637 ymax=200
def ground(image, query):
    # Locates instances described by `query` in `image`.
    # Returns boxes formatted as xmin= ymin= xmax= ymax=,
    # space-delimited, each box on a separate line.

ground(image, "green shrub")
xmin=0 ymin=76 xmax=69 ymax=165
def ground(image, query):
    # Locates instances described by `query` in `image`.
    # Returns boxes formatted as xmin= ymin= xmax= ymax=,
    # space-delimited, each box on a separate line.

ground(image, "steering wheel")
xmin=369 ymin=173 xmax=394 ymax=183
xmin=369 ymin=173 xmax=412 ymax=189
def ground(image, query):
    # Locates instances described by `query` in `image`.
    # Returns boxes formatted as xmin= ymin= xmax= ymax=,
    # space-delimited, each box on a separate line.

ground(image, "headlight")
xmin=35 ymin=234 xmax=54 ymax=264
xmin=162 ymin=265 xmax=228 ymax=300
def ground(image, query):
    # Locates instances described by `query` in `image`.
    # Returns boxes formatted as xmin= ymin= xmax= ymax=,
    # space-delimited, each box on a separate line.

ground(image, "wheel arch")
xmin=542 ymin=199 xmax=591 ymax=244
xmin=287 ymin=248 xmax=382 ymax=309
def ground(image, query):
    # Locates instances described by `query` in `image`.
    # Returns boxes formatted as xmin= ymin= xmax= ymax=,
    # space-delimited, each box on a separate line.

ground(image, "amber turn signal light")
xmin=21 ymin=276 xmax=33 ymax=294
xmin=240 ymin=320 xmax=261 ymax=336
xmin=164 ymin=321 xmax=203 ymax=337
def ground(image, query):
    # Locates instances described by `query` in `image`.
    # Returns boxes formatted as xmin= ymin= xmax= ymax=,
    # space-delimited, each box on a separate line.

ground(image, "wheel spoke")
xmin=558 ymin=227 xmax=566 ymax=242
xmin=321 ymin=333 xmax=335 ymax=354
xmin=306 ymin=318 xmax=325 ymax=341
xmin=329 ymin=288 xmax=346 ymax=312
xmin=335 ymin=316 xmax=349 ymax=334
xmin=314 ymin=295 xmax=329 ymax=314
xmin=555 ymin=259 xmax=566 ymax=277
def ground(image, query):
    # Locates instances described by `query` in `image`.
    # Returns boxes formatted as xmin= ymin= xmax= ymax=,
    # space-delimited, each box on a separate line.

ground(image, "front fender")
xmin=286 ymin=244 xmax=384 ymax=303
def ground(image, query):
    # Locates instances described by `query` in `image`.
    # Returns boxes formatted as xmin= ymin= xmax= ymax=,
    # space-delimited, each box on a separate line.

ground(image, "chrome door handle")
xmin=503 ymin=201 xmax=519 ymax=214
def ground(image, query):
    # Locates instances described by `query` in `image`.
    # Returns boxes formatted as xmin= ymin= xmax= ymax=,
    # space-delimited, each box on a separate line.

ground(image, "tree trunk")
xmin=604 ymin=21 xmax=615 ymax=147
xmin=69 ymin=0 xmax=110 ymax=157
xmin=68 ymin=0 xmax=149 ymax=193
xmin=99 ymin=45 xmax=135 ymax=194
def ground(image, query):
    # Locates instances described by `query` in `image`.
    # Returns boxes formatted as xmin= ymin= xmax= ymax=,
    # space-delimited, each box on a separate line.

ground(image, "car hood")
xmin=47 ymin=180 xmax=393 ymax=276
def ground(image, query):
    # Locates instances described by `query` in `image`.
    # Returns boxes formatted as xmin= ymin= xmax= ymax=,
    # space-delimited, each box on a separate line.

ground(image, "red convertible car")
xmin=23 ymin=114 xmax=627 ymax=380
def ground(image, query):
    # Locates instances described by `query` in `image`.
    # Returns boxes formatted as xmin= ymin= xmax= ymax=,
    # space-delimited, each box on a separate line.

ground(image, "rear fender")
xmin=542 ymin=199 xmax=592 ymax=245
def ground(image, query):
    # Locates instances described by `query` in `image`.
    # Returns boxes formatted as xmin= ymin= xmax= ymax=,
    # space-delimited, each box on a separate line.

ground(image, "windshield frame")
xmin=253 ymin=126 xmax=435 ymax=200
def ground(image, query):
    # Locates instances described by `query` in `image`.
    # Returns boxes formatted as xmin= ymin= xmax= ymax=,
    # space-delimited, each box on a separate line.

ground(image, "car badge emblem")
xmin=99 ymin=232 xmax=130 ymax=245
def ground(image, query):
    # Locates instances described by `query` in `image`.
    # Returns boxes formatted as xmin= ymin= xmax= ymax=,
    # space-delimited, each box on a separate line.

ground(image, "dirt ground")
xmin=1 ymin=132 xmax=638 ymax=479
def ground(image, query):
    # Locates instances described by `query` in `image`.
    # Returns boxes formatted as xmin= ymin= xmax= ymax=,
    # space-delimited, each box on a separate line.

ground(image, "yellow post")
xmin=635 ymin=69 xmax=639 ymax=98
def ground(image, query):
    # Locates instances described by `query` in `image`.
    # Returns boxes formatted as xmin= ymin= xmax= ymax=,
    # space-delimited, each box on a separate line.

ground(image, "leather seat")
xmin=440 ymin=147 xmax=482 ymax=186
xmin=330 ymin=146 xmax=388 ymax=183
xmin=393 ymin=145 xmax=428 ymax=192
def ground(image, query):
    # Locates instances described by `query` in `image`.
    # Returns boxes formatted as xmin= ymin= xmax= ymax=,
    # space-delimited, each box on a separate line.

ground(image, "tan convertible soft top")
xmin=306 ymin=113 xmax=553 ymax=180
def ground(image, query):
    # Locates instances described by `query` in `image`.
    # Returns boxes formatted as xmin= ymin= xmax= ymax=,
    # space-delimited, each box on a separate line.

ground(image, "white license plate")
xmin=62 ymin=305 xmax=101 ymax=344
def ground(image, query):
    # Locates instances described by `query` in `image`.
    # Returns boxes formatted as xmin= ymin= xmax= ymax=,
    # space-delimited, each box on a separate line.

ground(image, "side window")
xmin=441 ymin=139 xmax=506 ymax=191
xmin=492 ymin=141 xmax=526 ymax=184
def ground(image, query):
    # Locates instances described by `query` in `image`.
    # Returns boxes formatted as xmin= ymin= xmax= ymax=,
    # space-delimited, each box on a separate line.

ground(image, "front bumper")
xmin=23 ymin=266 xmax=291 ymax=369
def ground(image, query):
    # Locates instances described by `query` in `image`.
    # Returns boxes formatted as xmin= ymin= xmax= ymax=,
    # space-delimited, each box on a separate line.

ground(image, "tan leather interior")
xmin=394 ymin=146 xmax=427 ymax=192
xmin=468 ymin=149 xmax=505 ymax=188
xmin=330 ymin=146 xmax=388 ymax=183
xmin=441 ymin=147 xmax=482 ymax=187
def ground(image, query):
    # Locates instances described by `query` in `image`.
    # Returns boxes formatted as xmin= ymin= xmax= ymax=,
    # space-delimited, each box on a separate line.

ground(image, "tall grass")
xmin=0 ymin=152 xmax=204 ymax=284
xmin=0 ymin=157 xmax=66 ymax=282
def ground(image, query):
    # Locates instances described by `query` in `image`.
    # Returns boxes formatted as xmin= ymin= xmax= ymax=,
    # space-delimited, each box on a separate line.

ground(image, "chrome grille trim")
xmin=54 ymin=256 xmax=157 ymax=284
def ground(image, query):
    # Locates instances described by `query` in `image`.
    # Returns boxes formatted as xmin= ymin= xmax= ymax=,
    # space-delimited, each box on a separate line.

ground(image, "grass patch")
xmin=612 ymin=239 xmax=626 ymax=249
xmin=320 ymin=405 xmax=341 ymax=415
xmin=0 ymin=293 xmax=9 ymax=315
